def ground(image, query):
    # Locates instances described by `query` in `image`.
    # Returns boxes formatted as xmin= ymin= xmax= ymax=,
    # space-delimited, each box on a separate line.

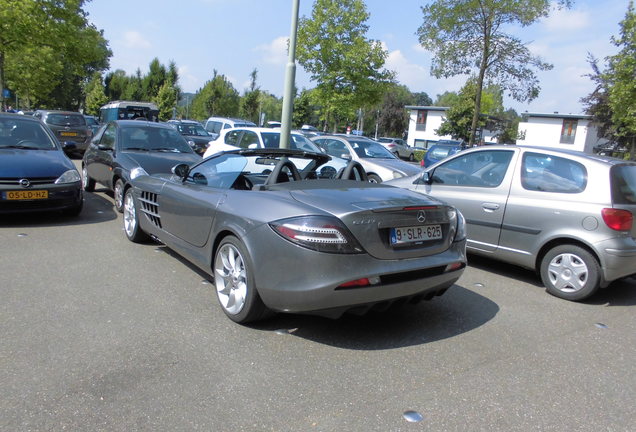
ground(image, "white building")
xmin=405 ymin=106 xmax=499 ymax=149
xmin=516 ymin=112 xmax=609 ymax=153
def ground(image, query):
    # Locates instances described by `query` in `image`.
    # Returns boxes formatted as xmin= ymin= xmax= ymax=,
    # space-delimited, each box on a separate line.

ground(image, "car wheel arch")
xmin=535 ymin=238 xmax=605 ymax=285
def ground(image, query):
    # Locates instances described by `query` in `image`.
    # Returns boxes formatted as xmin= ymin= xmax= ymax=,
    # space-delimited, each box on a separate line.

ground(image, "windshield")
xmin=46 ymin=113 xmax=86 ymax=126
xmin=177 ymin=123 xmax=209 ymax=136
xmin=349 ymin=139 xmax=395 ymax=159
xmin=260 ymin=132 xmax=322 ymax=153
xmin=0 ymin=118 xmax=57 ymax=150
xmin=121 ymin=126 xmax=193 ymax=153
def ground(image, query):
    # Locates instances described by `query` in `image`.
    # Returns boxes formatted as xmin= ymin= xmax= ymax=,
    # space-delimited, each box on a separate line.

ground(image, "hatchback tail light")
xmin=270 ymin=216 xmax=365 ymax=254
xmin=601 ymin=208 xmax=633 ymax=231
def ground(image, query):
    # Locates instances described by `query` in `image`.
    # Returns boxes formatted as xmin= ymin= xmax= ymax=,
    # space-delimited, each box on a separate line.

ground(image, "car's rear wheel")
xmin=213 ymin=236 xmax=270 ymax=323
xmin=540 ymin=245 xmax=600 ymax=301
xmin=82 ymin=165 xmax=95 ymax=192
xmin=367 ymin=174 xmax=382 ymax=183
xmin=408 ymin=153 xmax=415 ymax=161
xmin=123 ymin=188 xmax=149 ymax=243
xmin=114 ymin=179 xmax=125 ymax=213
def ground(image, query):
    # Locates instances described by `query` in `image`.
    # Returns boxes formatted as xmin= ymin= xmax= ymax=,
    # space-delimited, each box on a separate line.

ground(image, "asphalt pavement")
xmin=1 ymin=161 xmax=635 ymax=431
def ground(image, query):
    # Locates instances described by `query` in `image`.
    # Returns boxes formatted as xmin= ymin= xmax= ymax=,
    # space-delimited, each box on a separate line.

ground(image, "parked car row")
xmin=3 ymin=110 xmax=635 ymax=316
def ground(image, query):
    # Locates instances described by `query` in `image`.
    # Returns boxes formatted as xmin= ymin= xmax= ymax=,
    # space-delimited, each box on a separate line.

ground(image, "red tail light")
xmin=420 ymin=159 xmax=425 ymax=167
xmin=601 ymin=208 xmax=633 ymax=231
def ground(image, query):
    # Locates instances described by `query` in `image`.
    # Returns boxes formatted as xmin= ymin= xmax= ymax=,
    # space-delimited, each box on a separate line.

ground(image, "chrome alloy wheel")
xmin=214 ymin=243 xmax=248 ymax=315
xmin=546 ymin=252 xmax=588 ymax=293
xmin=82 ymin=166 xmax=89 ymax=188
xmin=114 ymin=180 xmax=125 ymax=212
xmin=123 ymin=191 xmax=137 ymax=238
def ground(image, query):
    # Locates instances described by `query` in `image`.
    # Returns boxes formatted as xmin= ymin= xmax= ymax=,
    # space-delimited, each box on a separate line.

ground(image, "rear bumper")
xmin=601 ymin=238 xmax=636 ymax=283
xmin=247 ymin=228 xmax=467 ymax=314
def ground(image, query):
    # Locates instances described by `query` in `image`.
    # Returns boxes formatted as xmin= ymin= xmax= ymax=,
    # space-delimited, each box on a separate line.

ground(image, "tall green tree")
xmin=240 ymin=68 xmax=262 ymax=124
xmin=190 ymin=70 xmax=240 ymax=119
xmin=606 ymin=1 xmax=636 ymax=157
xmin=143 ymin=58 xmax=167 ymax=101
xmin=437 ymin=79 xmax=504 ymax=142
xmin=1 ymin=0 xmax=110 ymax=110
xmin=412 ymin=91 xmax=433 ymax=106
xmin=417 ymin=0 xmax=570 ymax=146
xmin=84 ymin=72 xmax=108 ymax=115
xmin=297 ymin=0 xmax=394 ymax=132
xmin=376 ymin=84 xmax=416 ymax=137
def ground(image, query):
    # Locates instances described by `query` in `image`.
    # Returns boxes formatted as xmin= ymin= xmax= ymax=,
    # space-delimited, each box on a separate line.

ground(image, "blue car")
xmin=422 ymin=140 xmax=465 ymax=167
xmin=0 ymin=113 xmax=83 ymax=216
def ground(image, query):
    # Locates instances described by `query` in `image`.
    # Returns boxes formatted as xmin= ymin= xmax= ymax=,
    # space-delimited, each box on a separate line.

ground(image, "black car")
xmin=82 ymin=120 xmax=201 ymax=212
xmin=0 ymin=113 xmax=83 ymax=216
xmin=168 ymin=120 xmax=214 ymax=155
xmin=33 ymin=110 xmax=92 ymax=155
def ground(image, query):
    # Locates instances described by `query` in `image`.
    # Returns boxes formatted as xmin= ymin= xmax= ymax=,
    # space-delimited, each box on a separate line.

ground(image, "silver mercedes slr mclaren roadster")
xmin=123 ymin=148 xmax=467 ymax=323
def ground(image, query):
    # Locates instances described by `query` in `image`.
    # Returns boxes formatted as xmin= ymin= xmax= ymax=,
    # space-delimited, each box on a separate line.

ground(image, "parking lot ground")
xmin=1 ymin=178 xmax=635 ymax=431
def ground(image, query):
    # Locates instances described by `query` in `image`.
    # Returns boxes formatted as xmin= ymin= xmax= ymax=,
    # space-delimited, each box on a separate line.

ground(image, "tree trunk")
xmin=470 ymin=11 xmax=492 ymax=147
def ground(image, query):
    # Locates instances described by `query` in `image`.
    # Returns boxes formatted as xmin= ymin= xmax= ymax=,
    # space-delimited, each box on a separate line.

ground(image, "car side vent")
xmin=139 ymin=191 xmax=161 ymax=229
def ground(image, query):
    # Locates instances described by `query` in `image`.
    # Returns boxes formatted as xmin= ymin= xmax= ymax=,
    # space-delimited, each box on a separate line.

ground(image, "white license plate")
xmin=390 ymin=225 xmax=442 ymax=245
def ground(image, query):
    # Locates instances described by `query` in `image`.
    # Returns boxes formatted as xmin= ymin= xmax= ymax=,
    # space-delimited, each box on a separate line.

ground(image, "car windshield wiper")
xmin=123 ymin=147 xmax=150 ymax=151
xmin=1 ymin=144 xmax=45 ymax=150
xmin=154 ymin=147 xmax=183 ymax=152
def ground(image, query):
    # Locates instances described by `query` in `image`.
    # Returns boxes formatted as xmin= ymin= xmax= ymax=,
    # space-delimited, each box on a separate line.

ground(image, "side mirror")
xmin=248 ymin=143 xmax=258 ymax=149
xmin=340 ymin=153 xmax=351 ymax=160
xmin=416 ymin=171 xmax=432 ymax=185
xmin=172 ymin=163 xmax=190 ymax=180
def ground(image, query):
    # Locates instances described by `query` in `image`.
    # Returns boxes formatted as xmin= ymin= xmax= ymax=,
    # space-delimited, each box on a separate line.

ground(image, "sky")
xmin=84 ymin=0 xmax=630 ymax=115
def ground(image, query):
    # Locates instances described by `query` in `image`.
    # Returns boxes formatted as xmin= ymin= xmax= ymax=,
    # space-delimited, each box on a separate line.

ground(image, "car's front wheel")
xmin=123 ymin=188 xmax=149 ymax=243
xmin=213 ymin=236 xmax=270 ymax=323
xmin=82 ymin=165 xmax=95 ymax=192
xmin=367 ymin=174 xmax=382 ymax=183
xmin=114 ymin=179 xmax=125 ymax=213
xmin=540 ymin=245 xmax=601 ymax=301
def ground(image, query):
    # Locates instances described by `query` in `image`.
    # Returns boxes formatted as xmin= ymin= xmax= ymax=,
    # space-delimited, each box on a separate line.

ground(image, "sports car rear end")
xmin=240 ymin=181 xmax=467 ymax=317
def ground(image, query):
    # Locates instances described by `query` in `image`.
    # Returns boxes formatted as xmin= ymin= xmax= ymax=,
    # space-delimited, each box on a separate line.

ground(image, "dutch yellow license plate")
xmin=5 ymin=190 xmax=49 ymax=200
xmin=60 ymin=131 xmax=77 ymax=137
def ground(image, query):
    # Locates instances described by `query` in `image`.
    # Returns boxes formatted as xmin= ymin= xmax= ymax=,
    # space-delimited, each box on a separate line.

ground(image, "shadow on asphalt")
xmin=253 ymin=285 xmax=499 ymax=350
xmin=149 ymin=244 xmax=500 ymax=349
xmin=466 ymin=253 xmax=636 ymax=307
xmin=0 ymin=190 xmax=117 ymax=227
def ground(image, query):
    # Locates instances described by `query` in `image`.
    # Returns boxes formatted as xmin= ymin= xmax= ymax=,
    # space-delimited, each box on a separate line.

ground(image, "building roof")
xmin=521 ymin=112 xmax=592 ymax=121
xmin=405 ymin=105 xmax=449 ymax=111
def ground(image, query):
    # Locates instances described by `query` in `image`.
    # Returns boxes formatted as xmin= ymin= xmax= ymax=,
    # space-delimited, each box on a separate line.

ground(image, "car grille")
xmin=139 ymin=191 xmax=161 ymax=229
xmin=0 ymin=177 xmax=58 ymax=185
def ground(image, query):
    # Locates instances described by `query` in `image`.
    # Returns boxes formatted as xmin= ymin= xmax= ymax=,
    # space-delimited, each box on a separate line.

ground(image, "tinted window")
xmin=224 ymin=130 xmax=241 ymax=146
xmin=432 ymin=150 xmax=513 ymax=187
xmin=611 ymin=165 xmax=636 ymax=204
xmin=120 ymin=126 xmax=192 ymax=152
xmin=521 ymin=152 xmax=587 ymax=193
xmin=206 ymin=121 xmax=222 ymax=134
xmin=239 ymin=130 xmax=260 ymax=148
xmin=0 ymin=118 xmax=57 ymax=150
xmin=314 ymin=139 xmax=350 ymax=158
xmin=46 ymin=113 xmax=86 ymax=126
xmin=100 ymin=124 xmax=116 ymax=149
xmin=348 ymin=139 xmax=394 ymax=159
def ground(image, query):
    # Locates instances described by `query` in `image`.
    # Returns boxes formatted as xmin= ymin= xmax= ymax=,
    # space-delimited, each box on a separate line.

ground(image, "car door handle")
xmin=482 ymin=202 xmax=500 ymax=212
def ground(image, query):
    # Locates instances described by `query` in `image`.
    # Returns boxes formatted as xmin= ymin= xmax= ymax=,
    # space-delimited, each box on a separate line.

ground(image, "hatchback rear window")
xmin=46 ymin=114 xmax=86 ymax=126
xmin=611 ymin=165 xmax=636 ymax=204
xmin=521 ymin=152 xmax=587 ymax=193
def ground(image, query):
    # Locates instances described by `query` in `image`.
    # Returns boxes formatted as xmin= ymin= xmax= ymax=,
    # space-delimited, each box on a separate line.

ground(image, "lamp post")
xmin=279 ymin=0 xmax=300 ymax=149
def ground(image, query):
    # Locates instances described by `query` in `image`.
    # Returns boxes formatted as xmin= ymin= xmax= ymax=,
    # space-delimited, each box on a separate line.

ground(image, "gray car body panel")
xmin=130 ymin=151 xmax=466 ymax=315
xmin=387 ymin=145 xmax=636 ymax=285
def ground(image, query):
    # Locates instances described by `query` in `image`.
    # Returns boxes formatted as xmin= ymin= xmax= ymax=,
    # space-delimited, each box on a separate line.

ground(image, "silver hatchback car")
xmin=387 ymin=145 xmax=636 ymax=301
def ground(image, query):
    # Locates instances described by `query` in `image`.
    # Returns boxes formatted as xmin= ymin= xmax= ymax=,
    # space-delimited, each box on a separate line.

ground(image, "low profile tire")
xmin=82 ymin=165 xmax=95 ymax=192
xmin=213 ymin=235 xmax=270 ymax=324
xmin=114 ymin=179 xmax=125 ymax=213
xmin=123 ymin=188 xmax=149 ymax=243
xmin=540 ymin=245 xmax=601 ymax=301
xmin=367 ymin=173 xmax=382 ymax=183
